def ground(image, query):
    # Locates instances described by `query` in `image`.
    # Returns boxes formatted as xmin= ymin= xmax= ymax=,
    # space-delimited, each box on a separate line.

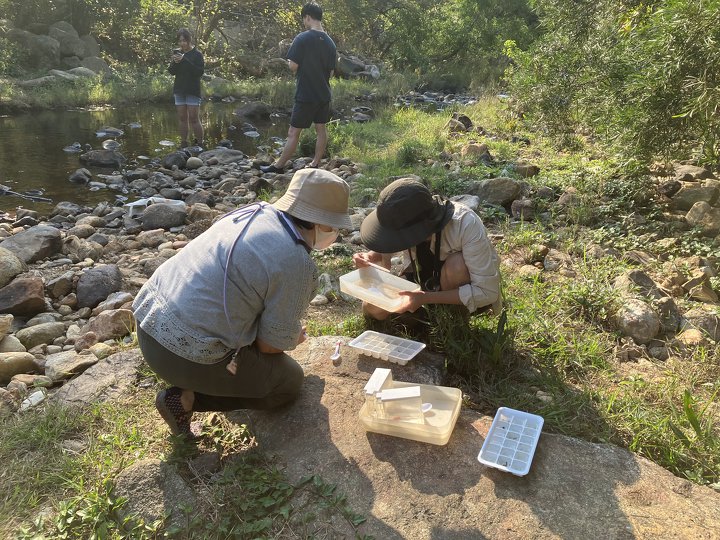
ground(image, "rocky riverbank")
xmin=1 ymin=120 xmax=720 ymax=413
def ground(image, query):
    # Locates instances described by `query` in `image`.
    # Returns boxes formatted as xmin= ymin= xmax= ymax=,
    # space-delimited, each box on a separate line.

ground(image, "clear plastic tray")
xmin=477 ymin=407 xmax=544 ymax=476
xmin=359 ymin=381 xmax=462 ymax=445
xmin=339 ymin=267 xmax=420 ymax=312
xmin=348 ymin=330 xmax=426 ymax=365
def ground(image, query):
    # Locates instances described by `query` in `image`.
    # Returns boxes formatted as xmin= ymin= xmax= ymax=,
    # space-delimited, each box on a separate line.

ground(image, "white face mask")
xmin=313 ymin=226 xmax=338 ymax=250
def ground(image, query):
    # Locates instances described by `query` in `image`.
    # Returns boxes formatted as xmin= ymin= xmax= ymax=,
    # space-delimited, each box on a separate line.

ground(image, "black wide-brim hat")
xmin=360 ymin=178 xmax=454 ymax=253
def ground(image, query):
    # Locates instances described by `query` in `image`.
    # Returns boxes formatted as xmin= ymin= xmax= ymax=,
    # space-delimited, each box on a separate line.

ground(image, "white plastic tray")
xmin=348 ymin=330 xmax=426 ymax=365
xmin=339 ymin=267 xmax=420 ymax=312
xmin=477 ymin=407 xmax=544 ymax=476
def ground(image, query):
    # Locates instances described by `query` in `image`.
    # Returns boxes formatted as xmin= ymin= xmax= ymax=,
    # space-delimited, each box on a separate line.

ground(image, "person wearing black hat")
xmin=354 ymin=178 xmax=501 ymax=320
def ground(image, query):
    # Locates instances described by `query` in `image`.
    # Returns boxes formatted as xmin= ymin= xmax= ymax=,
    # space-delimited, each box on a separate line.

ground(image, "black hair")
xmin=290 ymin=215 xmax=314 ymax=230
xmin=301 ymin=3 xmax=323 ymax=21
xmin=176 ymin=28 xmax=193 ymax=44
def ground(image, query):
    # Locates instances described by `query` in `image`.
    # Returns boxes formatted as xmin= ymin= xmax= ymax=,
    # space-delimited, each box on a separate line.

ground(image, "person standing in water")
xmin=169 ymin=28 xmax=204 ymax=148
xmin=261 ymin=3 xmax=336 ymax=173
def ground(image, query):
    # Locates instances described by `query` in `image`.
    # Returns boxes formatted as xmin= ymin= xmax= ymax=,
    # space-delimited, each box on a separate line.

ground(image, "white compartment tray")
xmin=339 ymin=267 xmax=420 ymax=312
xmin=348 ymin=330 xmax=426 ymax=365
xmin=477 ymin=407 xmax=544 ymax=476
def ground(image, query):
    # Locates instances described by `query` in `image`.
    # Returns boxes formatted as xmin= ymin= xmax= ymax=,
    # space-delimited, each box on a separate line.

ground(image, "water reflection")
xmin=0 ymin=102 xmax=290 ymax=213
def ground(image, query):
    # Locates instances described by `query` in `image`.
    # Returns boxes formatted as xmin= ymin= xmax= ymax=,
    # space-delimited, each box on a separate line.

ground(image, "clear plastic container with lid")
xmin=359 ymin=368 xmax=463 ymax=446
xmin=339 ymin=267 xmax=420 ymax=312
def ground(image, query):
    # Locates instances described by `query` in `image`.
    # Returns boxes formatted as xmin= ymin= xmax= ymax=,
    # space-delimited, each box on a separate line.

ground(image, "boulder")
xmin=80 ymin=56 xmax=112 ymax=75
xmin=0 ymin=277 xmax=46 ymax=316
xmin=674 ymin=164 xmax=716 ymax=182
xmin=25 ymin=34 xmax=61 ymax=68
xmin=681 ymin=308 xmax=720 ymax=342
xmin=68 ymin=168 xmax=92 ymax=184
xmin=515 ymin=161 xmax=540 ymax=178
xmin=67 ymin=66 xmax=97 ymax=78
xmin=0 ymin=225 xmax=62 ymax=263
xmin=76 ymin=265 xmax=122 ymax=309
xmin=460 ymin=143 xmax=489 ymax=159
xmin=80 ymin=34 xmax=101 ymax=57
xmin=0 ymin=247 xmax=25 ymax=288
xmin=161 ymin=151 xmax=187 ymax=169
xmin=49 ymin=27 xmax=85 ymax=58
xmin=240 ymin=337 xmax=720 ymax=539
xmin=113 ymin=459 xmax=198 ymax=531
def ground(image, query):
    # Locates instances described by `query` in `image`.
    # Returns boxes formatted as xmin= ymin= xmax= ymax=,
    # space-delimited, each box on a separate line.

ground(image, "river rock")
xmin=187 ymin=203 xmax=215 ymax=222
xmin=53 ymin=350 xmax=143 ymax=405
xmin=79 ymin=149 xmax=126 ymax=168
xmin=0 ymin=335 xmax=26 ymax=353
xmin=198 ymin=148 xmax=246 ymax=165
xmin=0 ymin=352 xmax=39 ymax=384
xmin=467 ymin=177 xmax=521 ymax=206
xmin=68 ymin=168 xmax=92 ymax=184
xmin=74 ymin=331 xmax=98 ymax=352
xmin=46 ymin=271 xmax=75 ymax=299
xmin=162 ymin=152 xmax=187 ymax=169
xmin=186 ymin=156 xmax=203 ymax=169
xmin=16 ymin=322 xmax=66 ymax=350
xmin=670 ymin=181 xmax=720 ymax=211
xmin=45 ymin=350 xmax=98 ymax=382
xmin=80 ymin=309 xmax=134 ymax=341
xmin=234 ymin=101 xmax=271 ymax=118
xmin=92 ymin=291 xmax=133 ymax=315
xmin=0 ymin=314 xmax=12 ymax=339
xmin=0 ymin=247 xmax=25 ymax=288
xmin=614 ymin=299 xmax=660 ymax=344
xmin=674 ymin=164 xmax=716 ymax=182
xmin=0 ymin=225 xmax=62 ymax=263
xmin=62 ymin=236 xmax=103 ymax=262
xmin=140 ymin=204 xmax=187 ymax=230
xmin=0 ymin=277 xmax=46 ymax=316
xmin=681 ymin=308 xmax=720 ymax=342
xmin=76 ymin=265 xmax=122 ymax=308
xmin=515 ymin=161 xmax=540 ymax=178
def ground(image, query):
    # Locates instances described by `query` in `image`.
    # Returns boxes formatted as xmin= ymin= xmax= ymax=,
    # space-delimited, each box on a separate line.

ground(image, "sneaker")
xmin=260 ymin=164 xmax=285 ymax=174
xmin=155 ymin=387 xmax=195 ymax=437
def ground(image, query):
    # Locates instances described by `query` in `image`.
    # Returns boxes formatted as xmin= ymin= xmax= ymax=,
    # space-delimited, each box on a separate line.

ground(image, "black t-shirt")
xmin=168 ymin=47 xmax=204 ymax=97
xmin=287 ymin=30 xmax=336 ymax=103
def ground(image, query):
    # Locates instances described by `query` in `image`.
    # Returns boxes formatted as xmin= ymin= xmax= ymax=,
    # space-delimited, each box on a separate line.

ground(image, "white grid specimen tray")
xmin=348 ymin=331 xmax=426 ymax=365
xmin=477 ymin=407 xmax=544 ymax=476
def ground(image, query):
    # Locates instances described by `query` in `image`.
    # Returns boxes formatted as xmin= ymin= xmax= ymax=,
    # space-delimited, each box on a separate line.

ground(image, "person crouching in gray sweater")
xmin=132 ymin=169 xmax=351 ymax=438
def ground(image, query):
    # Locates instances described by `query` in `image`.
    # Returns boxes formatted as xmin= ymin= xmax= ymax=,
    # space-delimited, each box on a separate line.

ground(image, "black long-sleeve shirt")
xmin=168 ymin=47 xmax=204 ymax=97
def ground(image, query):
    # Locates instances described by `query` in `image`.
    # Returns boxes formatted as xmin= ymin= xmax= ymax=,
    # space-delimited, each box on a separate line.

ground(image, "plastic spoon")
xmin=330 ymin=340 xmax=342 ymax=367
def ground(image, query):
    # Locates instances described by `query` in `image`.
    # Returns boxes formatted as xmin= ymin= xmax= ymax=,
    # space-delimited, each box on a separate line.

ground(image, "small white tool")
xmin=330 ymin=340 xmax=342 ymax=366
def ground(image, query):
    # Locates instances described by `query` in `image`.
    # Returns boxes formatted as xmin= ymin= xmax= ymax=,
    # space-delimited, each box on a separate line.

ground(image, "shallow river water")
xmin=0 ymin=102 xmax=290 ymax=214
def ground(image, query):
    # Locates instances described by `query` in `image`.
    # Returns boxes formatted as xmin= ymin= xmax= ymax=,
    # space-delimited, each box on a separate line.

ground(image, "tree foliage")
xmin=506 ymin=0 xmax=720 ymax=162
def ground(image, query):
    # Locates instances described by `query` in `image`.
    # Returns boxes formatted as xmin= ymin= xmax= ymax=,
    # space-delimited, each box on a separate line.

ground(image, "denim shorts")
xmin=174 ymin=93 xmax=201 ymax=106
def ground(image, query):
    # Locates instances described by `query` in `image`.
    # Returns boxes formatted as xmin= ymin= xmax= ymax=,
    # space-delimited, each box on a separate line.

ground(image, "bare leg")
xmin=311 ymin=123 xmax=327 ymax=166
xmin=440 ymin=252 xmax=471 ymax=290
xmin=187 ymin=105 xmax=203 ymax=143
xmin=176 ymin=104 xmax=189 ymax=146
xmin=180 ymin=389 xmax=195 ymax=411
xmin=274 ymin=126 xmax=303 ymax=168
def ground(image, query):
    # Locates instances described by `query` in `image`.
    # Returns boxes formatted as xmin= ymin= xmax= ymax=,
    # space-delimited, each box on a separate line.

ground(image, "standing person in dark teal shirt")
xmin=261 ymin=3 xmax=337 ymax=174
xmin=169 ymin=28 xmax=205 ymax=148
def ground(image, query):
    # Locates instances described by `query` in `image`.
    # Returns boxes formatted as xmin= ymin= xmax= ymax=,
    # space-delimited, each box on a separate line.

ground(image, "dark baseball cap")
xmin=360 ymin=178 xmax=454 ymax=253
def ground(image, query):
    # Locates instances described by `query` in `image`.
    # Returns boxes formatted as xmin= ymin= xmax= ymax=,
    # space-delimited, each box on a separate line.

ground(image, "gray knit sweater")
xmin=132 ymin=204 xmax=317 ymax=364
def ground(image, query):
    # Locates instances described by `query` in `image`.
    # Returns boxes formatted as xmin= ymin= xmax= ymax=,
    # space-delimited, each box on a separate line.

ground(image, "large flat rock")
xmin=235 ymin=337 xmax=720 ymax=539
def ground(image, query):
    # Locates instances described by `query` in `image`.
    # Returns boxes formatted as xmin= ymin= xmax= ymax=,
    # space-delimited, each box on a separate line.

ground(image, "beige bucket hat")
xmin=273 ymin=168 xmax=352 ymax=230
